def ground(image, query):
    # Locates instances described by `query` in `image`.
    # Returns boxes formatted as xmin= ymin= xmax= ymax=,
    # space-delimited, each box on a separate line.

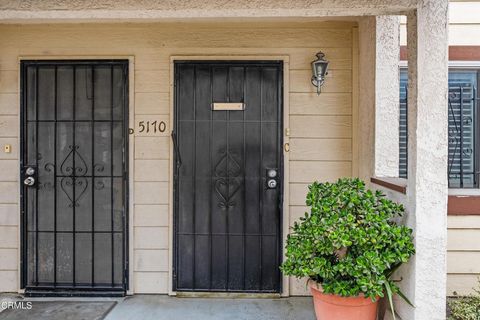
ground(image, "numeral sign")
xmin=138 ymin=120 xmax=167 ymax=134
xmin=134 ymin=116 xmax=169 ymax=136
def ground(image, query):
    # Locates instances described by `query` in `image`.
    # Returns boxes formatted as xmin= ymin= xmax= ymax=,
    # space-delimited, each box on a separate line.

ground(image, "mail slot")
xmin=212 ymin=102 xmax=245 ymax=111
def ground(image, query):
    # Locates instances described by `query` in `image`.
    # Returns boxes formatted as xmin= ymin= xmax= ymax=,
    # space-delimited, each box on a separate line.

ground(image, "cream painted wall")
xmin=0 ymin=21 xmax=357 ymax=295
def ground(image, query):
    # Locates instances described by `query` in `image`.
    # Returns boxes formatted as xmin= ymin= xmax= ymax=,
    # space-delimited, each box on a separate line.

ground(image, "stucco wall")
xmin=0 ymin=21 xmax=357 ymax=295
xmin=0 ymin=0 xmax=416 ymax=21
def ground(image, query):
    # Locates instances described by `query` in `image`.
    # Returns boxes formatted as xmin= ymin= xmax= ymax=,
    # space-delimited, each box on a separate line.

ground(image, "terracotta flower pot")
xmin=310 ymin=282 xmax=379 ymax=320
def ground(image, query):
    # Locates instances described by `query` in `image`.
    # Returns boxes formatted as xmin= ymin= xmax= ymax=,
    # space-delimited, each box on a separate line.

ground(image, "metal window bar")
xmin=448 ymin=85 xmax=478 ymax=188
xmin=91 ymin=65 xmax=95 ymax=287
xmin=72 ymin=65 xmax=77 ymax=286
xmin=35 ymin=66 xmax=39 ymax=286
xmin=53 ymin=66 xmax=58 ymax=288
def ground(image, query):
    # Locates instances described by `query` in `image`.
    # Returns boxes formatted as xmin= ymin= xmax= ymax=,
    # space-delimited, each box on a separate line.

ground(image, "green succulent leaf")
xmin=384 ymin=281 xmax=396 ymax=320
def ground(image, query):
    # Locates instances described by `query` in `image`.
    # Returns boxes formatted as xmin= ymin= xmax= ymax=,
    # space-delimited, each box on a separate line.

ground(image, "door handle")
xmin=23 ymin=166 xmax=37 ymax=187
xmin=24 ymin=176 xmax=35 ymax=186
xmin=267 ymin=179 xmax=277 ymax=189
xmin=171 ymin=131 xmax=182 ymax=168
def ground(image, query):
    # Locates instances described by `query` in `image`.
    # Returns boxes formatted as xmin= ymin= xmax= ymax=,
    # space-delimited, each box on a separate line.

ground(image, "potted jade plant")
xmin=281 ymin=178 xmax=415 ymax=320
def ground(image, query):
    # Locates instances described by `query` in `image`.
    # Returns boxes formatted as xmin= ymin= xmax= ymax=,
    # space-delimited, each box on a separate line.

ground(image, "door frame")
xmin=18 ymin=56 xmax=135 ymax=295
xmin=168 ymin=55 xmax=290 ymax=296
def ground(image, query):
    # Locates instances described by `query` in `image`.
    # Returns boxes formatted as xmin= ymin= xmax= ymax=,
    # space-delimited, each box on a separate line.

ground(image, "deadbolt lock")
xmin=267 ymin=169 xmax=277 ymax=178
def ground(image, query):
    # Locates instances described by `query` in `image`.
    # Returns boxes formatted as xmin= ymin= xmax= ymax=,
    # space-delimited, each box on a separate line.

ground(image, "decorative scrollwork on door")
xmin=56 ymin=145 xmax=88 ymax=207
xmin=60 ymin=177 xmax=88 ymax=208
xmin=60 ymin=145 xmax=88 ymax=176
xmin=214 ymin=150 xmax=242 ymax=210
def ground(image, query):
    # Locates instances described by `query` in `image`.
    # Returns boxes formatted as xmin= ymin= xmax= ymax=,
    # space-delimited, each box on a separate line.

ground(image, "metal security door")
xmin=173 ymin=61 xmax=283 ymax=293
xmin=21 ymin=60 xmax=129 ymax=296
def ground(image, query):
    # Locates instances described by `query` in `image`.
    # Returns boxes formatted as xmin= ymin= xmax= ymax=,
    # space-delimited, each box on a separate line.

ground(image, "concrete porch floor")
xmin=105 ymin=295 xmax=315 ymax=320
xmin=0 ymin=294 xmax=315 ymax=320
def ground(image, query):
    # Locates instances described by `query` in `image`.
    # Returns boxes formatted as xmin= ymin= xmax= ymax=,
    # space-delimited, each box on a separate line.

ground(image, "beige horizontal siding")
xmin=135 ymin=70 xmax=170 ymax=93
xmin=448 ymin=2 xmax=480 ymax=24
xmin=134 ymin=137 xmax=170 ymax=160
xmin=290 ymin=139 xmax=352 ymax=161
xmin=134 ymin=182 xmax=169 ymax=205
xmin=448 ymin=252 xmax=480 ymax=274
xmin=290 ymin=93 xmax=352 ymax=115
xmin=290 ymin=161 xmax=352 ymax=183
xmin=134 ymin=160 xmax=169 ymax=182
xmin=135 ymin=92 xmax=170 ymax=115
xmin=448 ymin=215 xmax=480 ymax=229
xmin=448 ymin=229 xmax=480 ymax=251
xmin=0 ymin=94 xmax=18 ymax=115
xmin=133 ymin=271 xmax=168 ymax=294
xmin=0 ymin=20 xmax=355 ymax=294
xmin=447 ymin=215 xmax=480 ymax=296
xmin=0 ymin=226 xmax=18 ymax=249
xmin=0 ymin=271 xmax=17 ymax=292
xmin=289 ymin=184 xmax=310 ymax=206
xmin=289 ymin=206 xmax=309 ymax=225
xmin=134 ymin=205 xmax=169 ymax=227
xmin=134 ymin=227 xmax=169 ymax=249
xmin=0 ymin=24 xmax=353 ymax=49
xmin=0 ymin=249 xmax=17 ymax=271
xmin=0 ymin=138 xmax=18 ymax=159
xmin=290 ymin=115 xmax=352 ymax=138
xmin=0 ymin=71 xmax=17 ymax=94
xmin=0 ymin=116 xmax=18 ymax=137
xmin=134 ymin=249 xmax=169 ymax=272
xmin=0 ymin=160 xmax=18 ymax=182
xmin=448 ymin=275 xmax=480 ymax=297
xmin=0 ymin=205 xmax=17 ymax=226
xmin=0 ymin=183 xmax=17 ymax=204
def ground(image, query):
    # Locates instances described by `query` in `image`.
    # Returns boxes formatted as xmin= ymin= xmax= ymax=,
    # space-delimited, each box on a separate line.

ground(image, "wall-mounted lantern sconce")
xmin=311 ymin=51 xmax=329 ymax=95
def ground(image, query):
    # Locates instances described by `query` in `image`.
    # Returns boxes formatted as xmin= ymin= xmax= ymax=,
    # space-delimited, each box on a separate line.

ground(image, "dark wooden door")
xmin=21 ymin=60 xmax=129 ymax=296
xmin=173 ymin=61 xmax=283 ymax=293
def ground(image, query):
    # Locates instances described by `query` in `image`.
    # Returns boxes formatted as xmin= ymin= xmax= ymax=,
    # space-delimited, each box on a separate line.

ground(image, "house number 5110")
xmin=129 ymin=117 xmax=169 ymax=136
xmin=138 ymin=120 xmax=167 ymax=134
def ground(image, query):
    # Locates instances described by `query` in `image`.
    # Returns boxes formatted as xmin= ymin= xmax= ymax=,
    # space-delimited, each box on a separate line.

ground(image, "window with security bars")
xmin=399 ymin=70 xmax=408 ymax=179
xmin=399 ymin=69 xmax=479 ymax=188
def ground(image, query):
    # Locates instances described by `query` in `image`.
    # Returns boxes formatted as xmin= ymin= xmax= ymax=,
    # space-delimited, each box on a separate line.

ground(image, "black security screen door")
xmin=20 ymin=60 xmax=129 ymax=296
xmin=173 ymin=61 xmax=283 ymax=293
